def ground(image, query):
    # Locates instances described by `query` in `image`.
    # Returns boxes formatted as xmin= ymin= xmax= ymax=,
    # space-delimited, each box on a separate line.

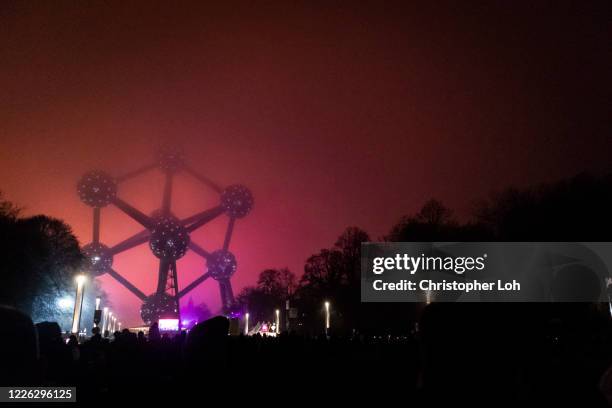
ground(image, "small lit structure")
xmin=244 ymin=312 xmax=250 ymax=335
xmin=71 ymin=275 xmax=87 ymax=334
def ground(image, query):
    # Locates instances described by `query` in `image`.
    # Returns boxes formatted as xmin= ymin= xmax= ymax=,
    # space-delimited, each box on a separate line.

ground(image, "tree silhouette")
xmin=0 ymin=192 xmax=85 ymax=315
xmin=236 ymin=268 xmax=297 ymax=323
xmin=475 ymin=172 xmax=612 ymax=240
xmin=257 ymin=267 xmax=296 ymax=298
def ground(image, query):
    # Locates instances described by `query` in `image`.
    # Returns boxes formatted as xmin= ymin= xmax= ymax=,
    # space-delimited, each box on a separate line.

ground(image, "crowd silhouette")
xmin=2 ymin=302 xmax=611 ymax=405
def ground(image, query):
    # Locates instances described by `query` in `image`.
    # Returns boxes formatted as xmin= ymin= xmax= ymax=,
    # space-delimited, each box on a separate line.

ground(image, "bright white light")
xmin=57 ymin=297 xmax=73 ymax=309
xmin=159 ymin=318 xmax=179 ymax=331
xmin=324 ymin=301 xmax=330 ymax=330
xmin=75 ymin=274 xmax=87 ymax=285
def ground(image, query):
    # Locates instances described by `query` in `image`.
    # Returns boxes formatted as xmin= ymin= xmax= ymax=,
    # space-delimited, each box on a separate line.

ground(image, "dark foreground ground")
xmin=2 ymin=303 xmax=611 ymax=406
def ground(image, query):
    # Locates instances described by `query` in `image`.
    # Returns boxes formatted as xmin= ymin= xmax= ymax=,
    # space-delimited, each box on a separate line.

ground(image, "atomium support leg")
xmin=178 ymin=273 xmax=210 ymax=299
xmin=156 ymin=259 xmax=171 ymax=294
xmin=184 ymin=206 xmax=225 ymax=232
xmin=184 ymin=165 xmax=223 ymax=193
xmin=116 ymin=163 xmax=156 ymax=183
xmin=112 ymin=197 xmax=153 ymax=229
xmin=223 ymin=217 xmax=235 ymax=251
xmin=170 ymin=262 xmax=181 ymax=326
xmin=188 ymin=242 xmax=211 ymax=260
xmin=93 ymin=207 xmax=101 ymax=243
xmin=219 ymin=279 xmax=234 ymax=311
xmin=161 ymin=171 xmax=173 ymax=215
xmin=109 ymin=229 xmax=150 ymax=255
xmin=107 ymin=269 xmax=147 ymax=301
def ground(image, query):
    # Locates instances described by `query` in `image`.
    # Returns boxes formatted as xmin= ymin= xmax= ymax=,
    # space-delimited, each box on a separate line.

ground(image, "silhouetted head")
xmin=0 ymin=306 xmax=38 ymax=385
xmin=185 ymin=316 xmax=229 ymax=371
xmin=149 ymin=322 xmax=160 ymax=341
xmin=35 ymin=321 xmax=62 ymax=352
xmin=67 ymin=334 xmax=78 ymax=346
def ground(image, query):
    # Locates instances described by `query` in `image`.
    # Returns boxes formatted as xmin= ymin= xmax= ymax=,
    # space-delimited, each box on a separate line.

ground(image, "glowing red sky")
xmin=1 ymin=2 xmax=611 ymax=325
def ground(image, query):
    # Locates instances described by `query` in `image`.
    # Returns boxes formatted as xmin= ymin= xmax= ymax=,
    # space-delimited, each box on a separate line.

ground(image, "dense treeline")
xmin=237 ymin=172 xmax=612 ymax=333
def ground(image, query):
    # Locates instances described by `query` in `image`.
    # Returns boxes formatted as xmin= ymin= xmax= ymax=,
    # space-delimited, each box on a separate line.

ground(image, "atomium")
xmin=78 ymin=147 xmax=253 ymax=326
xmin=221 ymin=185 xmax=254 ymax=218
xmin=77 ymin=170 xmax=117 ymax=207
xmin=82 ymin=242 xmax=113 ymax=276
xmin=207 ymin=250 xmax=237 ymax=280
xmin=141 ymin=292 xmax=178 ymax=325
xmin=149 ymin=216 xmax=190 ymax=260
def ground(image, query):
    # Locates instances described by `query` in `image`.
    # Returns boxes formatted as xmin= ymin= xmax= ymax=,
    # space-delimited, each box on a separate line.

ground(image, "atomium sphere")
xmin=207 ymin=249 xmax=237 ymax=280
xmin=149 ymin=216 xmax=190 ymax=260
xmin=82 ymin=242 xmax=113 ymax=276
xmin=156 ymin=146 xmax=185 ymax=172
xmin=220 ymin=185 xmax=254 ymax=218
xmin=140 ymin=293 xmax=178 ymax=325
xmin=77 ymin=170 xmax=117 ymax=207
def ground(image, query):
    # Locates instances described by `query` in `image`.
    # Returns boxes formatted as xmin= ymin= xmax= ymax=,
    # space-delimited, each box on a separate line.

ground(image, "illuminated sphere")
xmin=149 ymin=216 xmax=190 ymax=260
xmin=207 ymin=249 xmax=237 ymax=280
xmin=77 ymin=170 xmax=117 ymax=207
xmin=220 ymin=185 xmax=254 ymax=218
xmin=82 ymin=242 xmax=113 ymax=276
xmin=156 ymin=146 xmax=185 ymax=172
xmin=140 ymin=293 xmax=178 ymax=325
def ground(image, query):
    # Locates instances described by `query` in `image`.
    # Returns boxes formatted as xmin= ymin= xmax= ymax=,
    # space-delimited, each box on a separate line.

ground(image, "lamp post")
xmin=102 ymin=307 xmax=109 ymax=336
xmin=93 ymin=297 xmax=101 ymax=328
xmin=324 ymin=301 xmax=330 ymax=333
xmin=245 ymin=313 xmax=250 ymax=335
xmin=275 ymin=309 xmax=280 ymax=334
xmin=71 ymin=275 xmax=87 ymax=334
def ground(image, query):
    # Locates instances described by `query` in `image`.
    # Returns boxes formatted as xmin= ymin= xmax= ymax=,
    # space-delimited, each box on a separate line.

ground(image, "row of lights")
xmin=71 ymin=274 xmax=120 ymax=336
xmin=72 ymin=273 xmax=332 ymax=337
xmin=243 ymin=300 xmax=331 ymax=335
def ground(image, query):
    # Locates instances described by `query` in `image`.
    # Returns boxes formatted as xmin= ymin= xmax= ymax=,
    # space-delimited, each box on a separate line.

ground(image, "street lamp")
xmin=275 ymin=309 xmax=280 ymax=334
xmin=245 ymin=313 xmax=250 ymax=335
xmin=324 ymin=301 xmax=330 ymax=332
xmin=102 ymin=307 xmax=109 ymax=336
xmin=93 ymin=297 xmax=101 ymax=328
xmin=71 ymin=274 xmax=87 ymax=334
